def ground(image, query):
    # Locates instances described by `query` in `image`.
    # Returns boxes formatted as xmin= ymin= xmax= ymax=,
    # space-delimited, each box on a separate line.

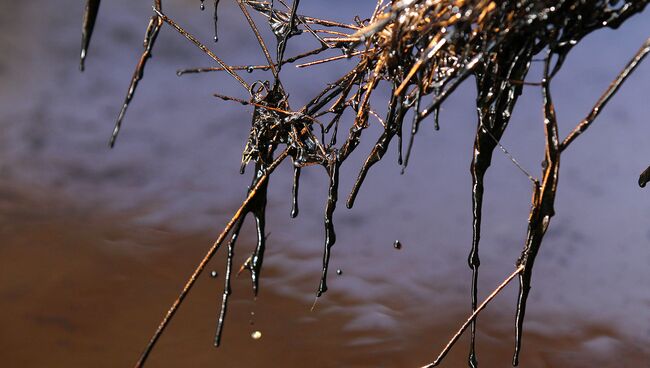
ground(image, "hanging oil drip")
xmin=317 ymin=157 xmax=340 ymax=297
xmin=639 ymin=166 xmax=650 ymax=188
xmin=80 ymin=0 xmax=101 ymax=71
xmin=213 ymin=0 xmax=221 ymax=42
xmin=80 ymin=2 xmax=650 ymax=367
xmin=291 ymin=165 xmax=301 ymax=218
xmin=110 ymin=14 xmax=162 ymax=147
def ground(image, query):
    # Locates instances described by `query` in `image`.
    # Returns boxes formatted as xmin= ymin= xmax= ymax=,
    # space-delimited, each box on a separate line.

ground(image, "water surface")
xmin=1 ymin=1 xmax=649 ymax=367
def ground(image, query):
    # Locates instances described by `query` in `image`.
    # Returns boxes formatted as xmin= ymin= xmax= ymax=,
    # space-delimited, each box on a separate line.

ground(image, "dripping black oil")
xmin=77 ymin=1 xmax=650 ymax=367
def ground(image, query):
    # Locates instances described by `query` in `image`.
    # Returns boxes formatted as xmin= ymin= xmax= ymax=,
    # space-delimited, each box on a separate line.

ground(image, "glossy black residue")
xmin=81 ymin=1 xmax=650 ymax=367
xmin=213 ymin=0 xmax=221 ymax=42
xmin=467 ymin=35 xmax=533 ymax=367
xmin=290 ymin=165 xmax=301 ymax=218
xmin=80 ymin=0 xmax=101 ymax=71
xmin=317 ymin=157 xmax=340 ymax=297
xmin=639 ymin=166 xmax=650 ymax=188
xmin=109 ymin=15 xmax=162 ymax=148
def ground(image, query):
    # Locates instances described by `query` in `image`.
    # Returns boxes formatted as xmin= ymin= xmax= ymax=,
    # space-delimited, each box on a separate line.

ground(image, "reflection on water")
xmin=1 ymin=188 xmax=647 ymax=367
xmin=1 ymin=1 xmax=649 ymax=367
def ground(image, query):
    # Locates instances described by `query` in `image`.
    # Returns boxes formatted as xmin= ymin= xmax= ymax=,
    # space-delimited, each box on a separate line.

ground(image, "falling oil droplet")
xmin=251 ymin=331 xmax=262 ymax=340
xmin=200 ymin=0 xmax=205 ymax=11
xmin=336 ymin=269 xmax=342 ymax=276
xmin=210 ymin=271 xmax=218 ymax=278
xmin=393 ymin=240 xmax=402 ymax=249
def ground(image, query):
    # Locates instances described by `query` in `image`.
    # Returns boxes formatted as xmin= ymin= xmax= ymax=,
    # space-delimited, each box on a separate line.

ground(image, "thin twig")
xmin=561 ymin=36 xmax=650 ymax=151
xmin=422 ymin=265 xmax=524 ymax=368
xmin=480 ymin=125 xmax=537 ymax=184
xmin=295 ymin=49 xmax=369 ymax=68
xmin=236 ymin=0 xmax=279 ymax=79
xmin=176 ymin=45 xmax=328 ymax=75
xmin=152 ymin=7 xmax=250 ymax=90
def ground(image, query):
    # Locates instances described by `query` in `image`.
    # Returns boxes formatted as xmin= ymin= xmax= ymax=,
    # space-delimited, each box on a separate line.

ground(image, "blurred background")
xmin=0 ymin=1 xmax=648 ymax=367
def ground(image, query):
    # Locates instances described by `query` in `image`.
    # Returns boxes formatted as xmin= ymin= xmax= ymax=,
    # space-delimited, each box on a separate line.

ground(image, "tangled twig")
xmin=79 ymin=1 xmax=649 ymax=366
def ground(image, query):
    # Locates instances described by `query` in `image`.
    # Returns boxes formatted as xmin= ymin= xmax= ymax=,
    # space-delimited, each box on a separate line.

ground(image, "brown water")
xmin=1 ymin=1 xmax=649 ymax=367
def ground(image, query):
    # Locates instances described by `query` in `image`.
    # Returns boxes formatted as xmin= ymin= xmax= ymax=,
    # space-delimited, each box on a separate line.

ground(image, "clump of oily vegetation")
xmin=80 ymin=0 xmax=649 ymax=367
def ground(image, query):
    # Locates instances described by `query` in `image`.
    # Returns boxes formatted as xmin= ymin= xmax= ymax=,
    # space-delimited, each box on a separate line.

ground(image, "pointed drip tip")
xmin=79 ymin=50 xmax=86 ymax=72
xmin=639 ymin=166 xmax=650 ymax=188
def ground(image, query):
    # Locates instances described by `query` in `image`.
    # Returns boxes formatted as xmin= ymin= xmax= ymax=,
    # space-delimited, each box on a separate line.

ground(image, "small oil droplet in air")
xmin=336 ymin=269 xmax=342 ymax=276
xmin=251 ymin=331 xmax=262 ymax=340
xmin=210 ymin=271 xmax=218 ymax=278
xmin=393 ymin=240 xmax=402 ymax=249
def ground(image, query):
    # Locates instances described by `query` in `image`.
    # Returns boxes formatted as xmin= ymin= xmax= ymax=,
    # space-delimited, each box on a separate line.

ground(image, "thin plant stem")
xmin=152 ymin=7 xmax=250 ymax=90
xmin=561 ymin=36 xmax=650 ymax=151
xmin=422 ymin=265 xmax=524 ymax=368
